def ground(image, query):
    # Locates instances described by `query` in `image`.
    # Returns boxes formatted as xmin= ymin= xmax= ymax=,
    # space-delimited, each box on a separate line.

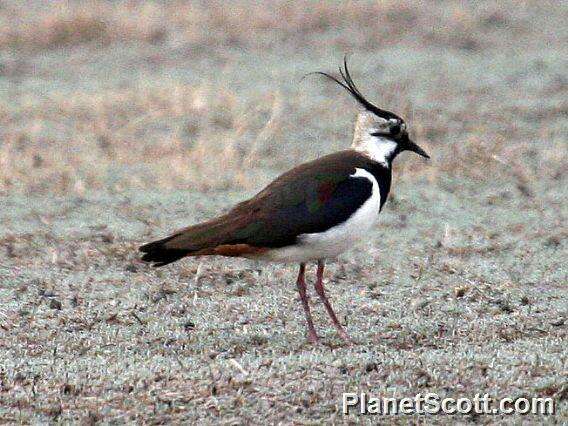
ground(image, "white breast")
xmin=262 ymin=168 xmax=382 ymax=262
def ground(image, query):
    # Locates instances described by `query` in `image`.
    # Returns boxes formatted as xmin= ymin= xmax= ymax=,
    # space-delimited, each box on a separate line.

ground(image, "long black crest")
xmin=307 ymin=57 xmax=402 ymax=122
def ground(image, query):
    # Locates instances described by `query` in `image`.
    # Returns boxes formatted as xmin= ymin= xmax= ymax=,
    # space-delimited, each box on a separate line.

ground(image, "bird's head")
xmin=312 ymin=58 xmax=429 ymax=167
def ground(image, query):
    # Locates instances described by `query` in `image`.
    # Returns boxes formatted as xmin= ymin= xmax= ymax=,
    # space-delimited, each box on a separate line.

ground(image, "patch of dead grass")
xmin=1 ymin=1 xmax=564 ymax=196
xmin=0 ymin=83 xmax=286 ymax=194
xmin=0 ymin=0 xmax=541 ymax=53
xmin=0 ymin=1 xmax=165 ymax=51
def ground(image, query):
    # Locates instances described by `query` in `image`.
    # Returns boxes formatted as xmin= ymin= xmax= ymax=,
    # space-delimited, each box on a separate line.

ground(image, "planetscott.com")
xmin=342 ymin=393 xmax=555 ymax=416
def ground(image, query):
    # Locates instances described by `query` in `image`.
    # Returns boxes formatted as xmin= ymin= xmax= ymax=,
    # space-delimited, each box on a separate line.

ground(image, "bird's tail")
xmin=139 ymin=216 xmax=242 ymax=267
xmin=139 ymin=234 xmax=188 ymax=267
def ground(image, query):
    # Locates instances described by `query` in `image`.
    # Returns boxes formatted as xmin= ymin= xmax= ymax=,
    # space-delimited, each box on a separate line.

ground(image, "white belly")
xmin=259 ymin=168 xmax=382 ymax=262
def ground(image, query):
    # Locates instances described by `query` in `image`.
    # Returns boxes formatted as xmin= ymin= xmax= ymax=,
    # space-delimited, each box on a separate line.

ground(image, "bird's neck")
xmin=351 ymin=133 xmax=397 ymax=167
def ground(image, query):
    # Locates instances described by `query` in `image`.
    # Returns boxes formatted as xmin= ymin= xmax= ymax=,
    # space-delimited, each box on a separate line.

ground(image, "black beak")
xmin=405 ymin=138 xmax=430 ymax=159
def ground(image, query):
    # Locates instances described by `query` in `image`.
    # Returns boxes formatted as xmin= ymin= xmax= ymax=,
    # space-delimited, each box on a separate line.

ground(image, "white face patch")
xmin=355 ymin=133 xmax=398 ymax=166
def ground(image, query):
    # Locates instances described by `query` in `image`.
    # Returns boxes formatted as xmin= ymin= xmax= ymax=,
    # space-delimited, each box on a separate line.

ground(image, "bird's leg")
xmin=314 ymin=259 xmax=352 ymax=343
xmin=295 ymin=263 xmax=319 ymax=343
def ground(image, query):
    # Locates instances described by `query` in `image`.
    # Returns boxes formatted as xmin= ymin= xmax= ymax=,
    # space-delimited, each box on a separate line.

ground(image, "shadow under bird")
xmin=140 ymin=58 xmax=430 ymax=344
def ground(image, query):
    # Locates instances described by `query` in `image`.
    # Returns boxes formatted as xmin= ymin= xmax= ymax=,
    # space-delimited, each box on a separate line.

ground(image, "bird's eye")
xmin=390 ymin=123 xmax=401 ymax=135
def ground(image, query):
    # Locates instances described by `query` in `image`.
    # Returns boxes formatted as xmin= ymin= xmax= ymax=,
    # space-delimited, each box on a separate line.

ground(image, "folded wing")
xmin=140 ymin=150 xmax=383 ymax=266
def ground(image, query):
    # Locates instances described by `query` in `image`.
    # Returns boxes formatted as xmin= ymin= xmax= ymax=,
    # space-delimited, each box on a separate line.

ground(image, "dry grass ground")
xmin=0 ymin=0 xmax=567 ymax=423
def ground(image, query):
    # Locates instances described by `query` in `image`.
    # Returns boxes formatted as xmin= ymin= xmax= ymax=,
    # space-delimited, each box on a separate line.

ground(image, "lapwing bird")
xmin=140 ymin=58 xmax=429 ymax=343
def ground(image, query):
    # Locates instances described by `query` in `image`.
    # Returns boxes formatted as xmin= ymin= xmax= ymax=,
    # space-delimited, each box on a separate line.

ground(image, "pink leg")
xmin=314 ymin=260 xmax=352 ymax=343
xmin=295 ymin=263 xmax=319 ymax=343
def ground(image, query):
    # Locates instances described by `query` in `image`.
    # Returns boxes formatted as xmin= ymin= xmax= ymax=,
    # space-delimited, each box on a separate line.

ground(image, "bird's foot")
xmin=337 ymin=329 xmax=354 ymax=345
xmin=307 ymin=331 xmax=320 ymax=344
